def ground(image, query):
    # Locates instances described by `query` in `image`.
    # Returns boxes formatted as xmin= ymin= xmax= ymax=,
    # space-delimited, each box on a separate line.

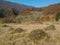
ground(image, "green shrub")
xmin=45 ymin=25 xmax=56 ymax=30
xmin=15 ymin=28 xmax=24 ymax=33
xmin=56 ymin=12 xmax=60 ymax=21
xmin=4 ymin=18 xmax=15 ymax=23
xmin=14 ymin=16 xmax=24 ymax=23
xmin=0 ymin=9 xmax=5 ymax=18
xmin=3 ymin=24 xmax=9 ymax=27
xmin=11 ymin=28 xmax=24 ymax=34
xmin=28 ymin=29 xmax=46 ymax=41
xmin=9 ymin=27 xmax=14 ymax=31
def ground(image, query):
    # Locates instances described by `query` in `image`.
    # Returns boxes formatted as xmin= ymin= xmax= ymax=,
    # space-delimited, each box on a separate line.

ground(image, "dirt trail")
xmin=5 ymin=24 xmax=48 ymax=32
xmin=5 ymin=23 xmax=60 ymax=32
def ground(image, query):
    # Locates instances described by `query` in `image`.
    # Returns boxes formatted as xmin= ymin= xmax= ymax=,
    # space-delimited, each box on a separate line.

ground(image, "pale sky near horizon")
xmin=7 ymin=0 xmax=60 ymax=7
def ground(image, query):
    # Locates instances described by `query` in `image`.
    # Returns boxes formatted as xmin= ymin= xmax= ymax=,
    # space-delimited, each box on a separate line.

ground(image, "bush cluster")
xmin=28 ymin=29 xmax=46 ymax=41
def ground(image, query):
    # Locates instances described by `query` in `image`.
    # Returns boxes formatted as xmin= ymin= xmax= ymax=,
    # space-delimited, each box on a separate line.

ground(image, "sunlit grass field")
xmin=0 ymin=23 xmax=60 ymax=45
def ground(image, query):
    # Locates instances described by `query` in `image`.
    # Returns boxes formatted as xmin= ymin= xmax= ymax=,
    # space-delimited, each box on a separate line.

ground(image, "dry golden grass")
xmin=0 ymin=23 xmax=60 ymax=45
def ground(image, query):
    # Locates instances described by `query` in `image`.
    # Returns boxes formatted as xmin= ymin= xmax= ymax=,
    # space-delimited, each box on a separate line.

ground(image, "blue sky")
xmin=7 ymin=0 xmax=60 ymax=7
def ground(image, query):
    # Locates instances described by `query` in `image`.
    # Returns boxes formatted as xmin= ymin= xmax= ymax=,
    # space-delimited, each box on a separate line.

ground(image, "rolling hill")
xmin=0 ymin=0 xmax=34 ymax=10
xmin=43 ymin=3 xmax=60 ymax=14
xmin=0 ymin=0 xmax=60 ymax=14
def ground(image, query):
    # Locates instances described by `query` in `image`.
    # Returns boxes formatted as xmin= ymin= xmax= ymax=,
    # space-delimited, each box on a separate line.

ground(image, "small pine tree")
xmin=12 ymin=8 xmax=18 ymax=16
xmin=0 ymin=9 xmax=5 ymax=18
xmin=56 ymin=12 xmax=60 ymax=21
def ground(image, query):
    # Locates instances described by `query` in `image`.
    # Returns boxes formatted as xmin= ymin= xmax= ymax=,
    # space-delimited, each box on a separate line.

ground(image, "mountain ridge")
xmin=0 ymin=0 xmax=60 ymax=15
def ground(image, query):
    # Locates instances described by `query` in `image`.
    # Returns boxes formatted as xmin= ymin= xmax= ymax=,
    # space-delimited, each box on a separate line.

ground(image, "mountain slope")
xmin=43 ymin=3 xmax=60 ymax=14
xmin=0 ymin=0 xmax=34 ymax=10
xmin=0 ymin=0 xmax=60 ymax=15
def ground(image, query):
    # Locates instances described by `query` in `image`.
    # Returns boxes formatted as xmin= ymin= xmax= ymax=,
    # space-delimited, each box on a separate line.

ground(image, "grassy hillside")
xmin=0 ymin=2 xmax=60 ymax=23
xmin=0 ymin=23 xmax=60 ymax=45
